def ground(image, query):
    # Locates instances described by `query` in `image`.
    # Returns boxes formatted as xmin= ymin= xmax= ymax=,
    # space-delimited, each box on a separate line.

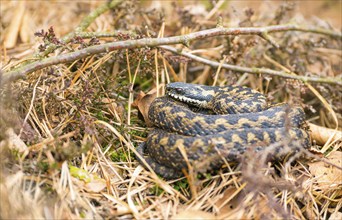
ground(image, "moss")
xmin=149 ymin=185 xmax=164 ymax=196
xmin=37 ymin=161 xmax=50 ymax=173
xmin=110 ymin=149 xmax=129 ymax=162
xmin=95 ymin=110 xmax=106 ymax=121
xmin=172 ymin=179 xmax=189 ymax=192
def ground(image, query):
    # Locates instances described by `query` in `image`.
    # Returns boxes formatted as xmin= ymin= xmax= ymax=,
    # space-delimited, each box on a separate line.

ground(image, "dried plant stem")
xmin=160 ymin=46 xmax=342 ymax=86
xmin=2 ymin=24 xmax=341 ymax=85
xmin=19 ymin=74 xmax=41 ymax=138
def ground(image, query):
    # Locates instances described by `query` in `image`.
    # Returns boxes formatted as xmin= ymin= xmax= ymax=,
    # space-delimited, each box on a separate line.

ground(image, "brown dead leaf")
xmin=171 ymin=210 xmax=216 ymax=220
xmin=133 ymin=91 xmax=155 ymax=126
xmin=215 ymin=188 xmax=242 ymax=217
xmin=308 ymin=151 xmax=342 ymax=188
xmin=133 ymin=85 xmax=164 ymax=126
xmin=309 ymin=123 xmax=342 ymax=146
xmin=215 ymin=187 xmax=250 ymax=219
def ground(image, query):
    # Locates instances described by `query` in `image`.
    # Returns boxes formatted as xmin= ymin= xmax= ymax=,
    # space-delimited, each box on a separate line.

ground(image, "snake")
xmin=136 ymin=82 xmax=311 ymax=179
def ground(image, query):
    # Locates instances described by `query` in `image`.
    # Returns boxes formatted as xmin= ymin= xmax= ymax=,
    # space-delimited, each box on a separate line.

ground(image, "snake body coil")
xmin=137 ymin=83 xmax=311 ymax=179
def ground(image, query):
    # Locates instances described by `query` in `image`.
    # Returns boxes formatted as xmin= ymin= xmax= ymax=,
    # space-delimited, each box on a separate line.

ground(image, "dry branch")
xmin=159 ymin=46 xmax=341 ymax=85
xmin=37 ymin=0 xmax=124 ymax=57
xmin=74 ymin=31 xmax=138 ymax=39
xmin=2 ymin=24 xmax=341 ymax=85
xmin=1 ymin=2 xmax=341 ymax=219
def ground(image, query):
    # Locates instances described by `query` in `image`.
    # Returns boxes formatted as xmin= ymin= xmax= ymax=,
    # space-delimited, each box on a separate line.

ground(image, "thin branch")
xmin=259 ymin=32 xmax=280 ymax=48
xmin=293 ymin=26 xmax=342 ymax=38
xmin=2 ymin=24 xmax=341 ymax=85
xmin=75 ymin=31 xmax=138 ymax=39
xmin=38 ymin=0 xmax=124 ymax=57
xmin=159 ymin=46 xmax=342 ymax=86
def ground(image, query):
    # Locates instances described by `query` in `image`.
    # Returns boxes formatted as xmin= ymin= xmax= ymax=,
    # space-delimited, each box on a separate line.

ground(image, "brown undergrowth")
xmin=1 ymin=1 xmax=341 ymax=219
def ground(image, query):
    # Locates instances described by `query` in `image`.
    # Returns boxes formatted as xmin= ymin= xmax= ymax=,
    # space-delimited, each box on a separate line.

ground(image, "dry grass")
xmin=1 ymin=1 xmax=341 ymax=219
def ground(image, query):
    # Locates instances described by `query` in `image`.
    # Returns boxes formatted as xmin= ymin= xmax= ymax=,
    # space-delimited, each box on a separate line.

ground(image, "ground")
xmin=0 ymin=1 xmax=341 ymax=219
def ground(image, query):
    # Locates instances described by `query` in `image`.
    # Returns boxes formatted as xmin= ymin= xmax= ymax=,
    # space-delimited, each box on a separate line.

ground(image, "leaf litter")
xmin=0 ymin=1 xmax=341 ymax=219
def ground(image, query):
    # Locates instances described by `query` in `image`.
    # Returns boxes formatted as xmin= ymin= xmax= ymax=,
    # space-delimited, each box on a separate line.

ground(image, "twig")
xmin=263 ymin=53 xmax=339 ymax=130
xmin=2 ymin=24 xmax=341 ymax=85
xmin=260 ymin=32 xmax=280 ymax=48
xmin=293 ymin=26 xmax=342 ymax=38
xmin=74 ymin=31 xmax=138 ymax=39
xmin=159 ymin=46 xmax=342 ymax=86
xmin=38 ymin=0 xmax=124 ymax=58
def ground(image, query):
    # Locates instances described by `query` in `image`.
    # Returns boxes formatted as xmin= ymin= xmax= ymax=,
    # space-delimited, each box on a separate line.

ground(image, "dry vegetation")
xmin=0 ymin=1 xmax=341 ymax=219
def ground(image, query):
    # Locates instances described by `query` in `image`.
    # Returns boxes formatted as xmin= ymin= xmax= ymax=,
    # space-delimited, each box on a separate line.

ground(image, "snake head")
xmin=165 ymin=82 xmax=215 ymax=108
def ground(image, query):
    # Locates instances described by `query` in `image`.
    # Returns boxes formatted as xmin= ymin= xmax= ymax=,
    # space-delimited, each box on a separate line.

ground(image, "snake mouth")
xmin=167 ymin=92 xmax=207 ymax=107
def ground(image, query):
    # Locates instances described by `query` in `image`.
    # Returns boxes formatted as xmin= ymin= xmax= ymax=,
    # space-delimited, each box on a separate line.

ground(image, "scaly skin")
xmin=148 ymin=97 xmax=306 ymax=136
xmin=137 ymin=127 xmax=310 ymax=179
xmin=136 ymin=83 xmax=311 ymax=179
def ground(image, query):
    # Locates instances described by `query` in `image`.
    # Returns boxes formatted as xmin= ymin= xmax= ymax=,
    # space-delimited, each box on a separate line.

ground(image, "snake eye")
xmin=176 ymin=88 xmax=183 ymax=93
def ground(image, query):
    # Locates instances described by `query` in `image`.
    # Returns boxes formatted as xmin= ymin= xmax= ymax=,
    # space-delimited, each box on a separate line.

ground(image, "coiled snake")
xmin=136 ymin=82 xmax=311 ymax=179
